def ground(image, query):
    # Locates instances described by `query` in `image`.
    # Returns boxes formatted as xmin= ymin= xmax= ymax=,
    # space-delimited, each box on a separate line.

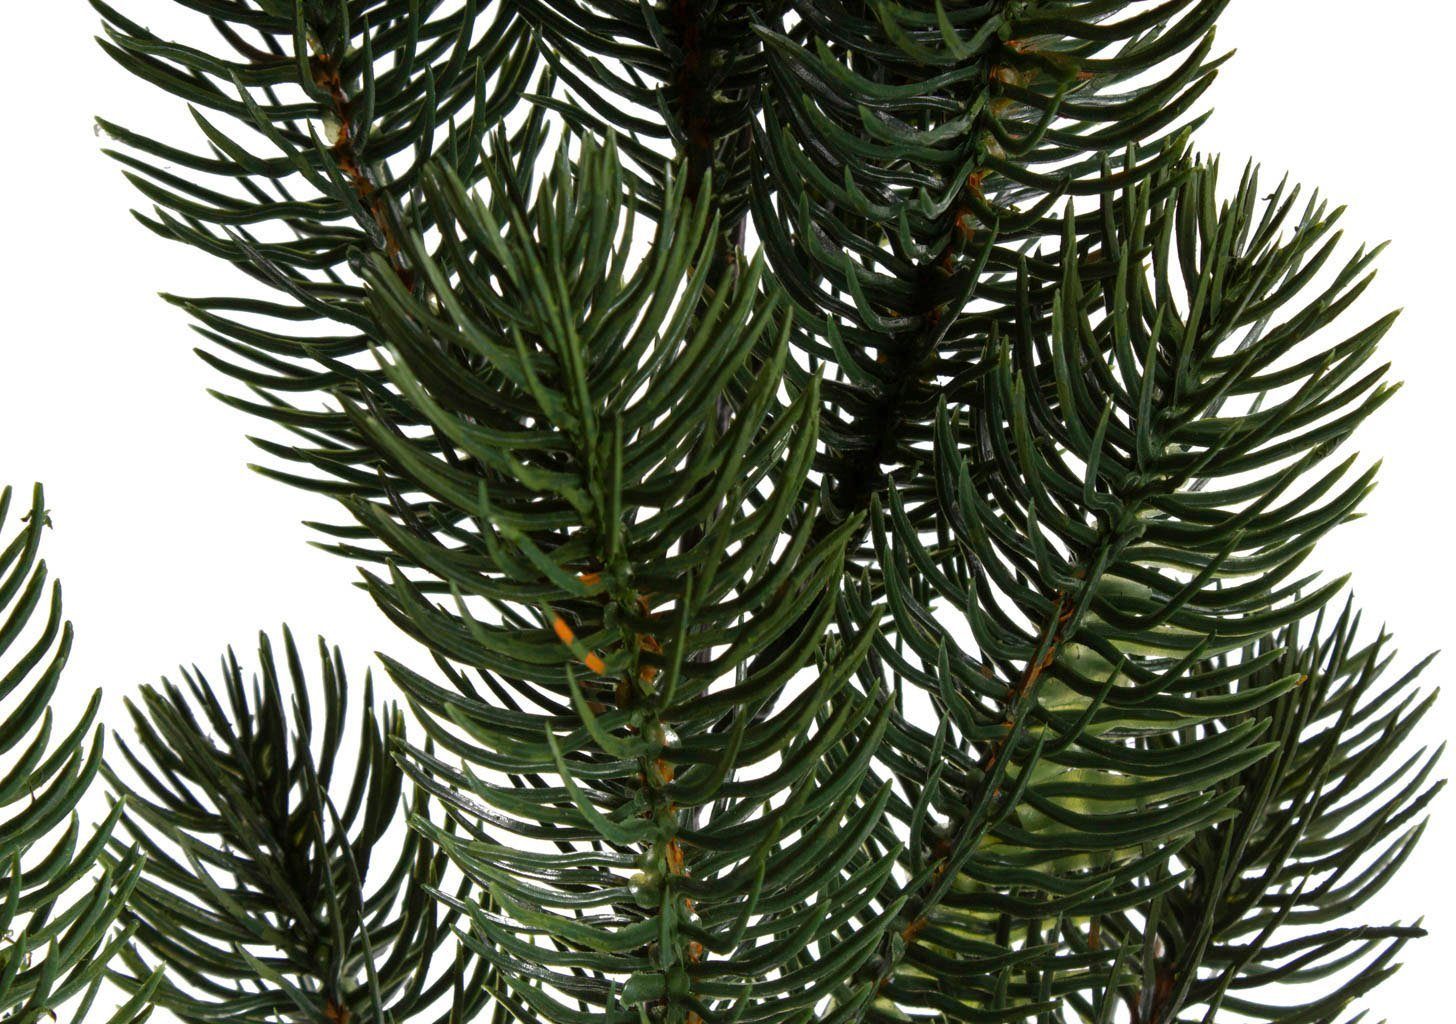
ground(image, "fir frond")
xmin=339 ymin=137 xmax=898 ymax=1024
xmin=82 ymin=4 xmax=1443 ymax=1024
xmin=90 ymin=0 xmax=540 ymax=519
xmin=755 ymin=1 xmax=1229 ymax=533
xmin=1137 ymin=604 xmax=1441 ymax=1024
xmin=0 ymin=484 xmax=151 ymax=1024
xmin=858 ymin=157 xmax=1434 ymax=1022
xmin=102 ymin=629 xmax=486 ymax=1024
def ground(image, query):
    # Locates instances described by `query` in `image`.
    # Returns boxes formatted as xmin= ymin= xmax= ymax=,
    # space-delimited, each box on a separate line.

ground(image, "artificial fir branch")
xmin=80 ymin=3 xmax=1444 ymax=1024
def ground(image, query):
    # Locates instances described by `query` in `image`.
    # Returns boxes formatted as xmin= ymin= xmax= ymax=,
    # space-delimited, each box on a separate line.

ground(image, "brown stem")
xmin=309 ymin=51 xmax=414 ymax=290
xmin=892 ymin=593 xmax=1072 ymax=951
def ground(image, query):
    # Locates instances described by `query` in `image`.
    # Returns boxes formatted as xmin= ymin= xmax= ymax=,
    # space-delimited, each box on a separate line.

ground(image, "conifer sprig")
xmin=89 ymin=0 xmax=539 ymax=525
xmin=0 ymin=485 xmax=154 ymax=1024
xmin=755 ymin=0 xmax=1231 ymax=533
xmin=79 ymin=3 xmax=1443 ymax=1024
xmin=102 ymin=629 xmax=487 ymax=1024
xmin=853 ymin=156 xmax=1430 ymax=1024
xmin=351 ymin=138 xmax=899 ymax=1024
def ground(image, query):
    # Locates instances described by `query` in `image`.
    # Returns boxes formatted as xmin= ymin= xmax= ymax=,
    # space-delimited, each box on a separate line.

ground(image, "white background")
xmin=1 ymin=3 xmax=1451 ymax=1021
